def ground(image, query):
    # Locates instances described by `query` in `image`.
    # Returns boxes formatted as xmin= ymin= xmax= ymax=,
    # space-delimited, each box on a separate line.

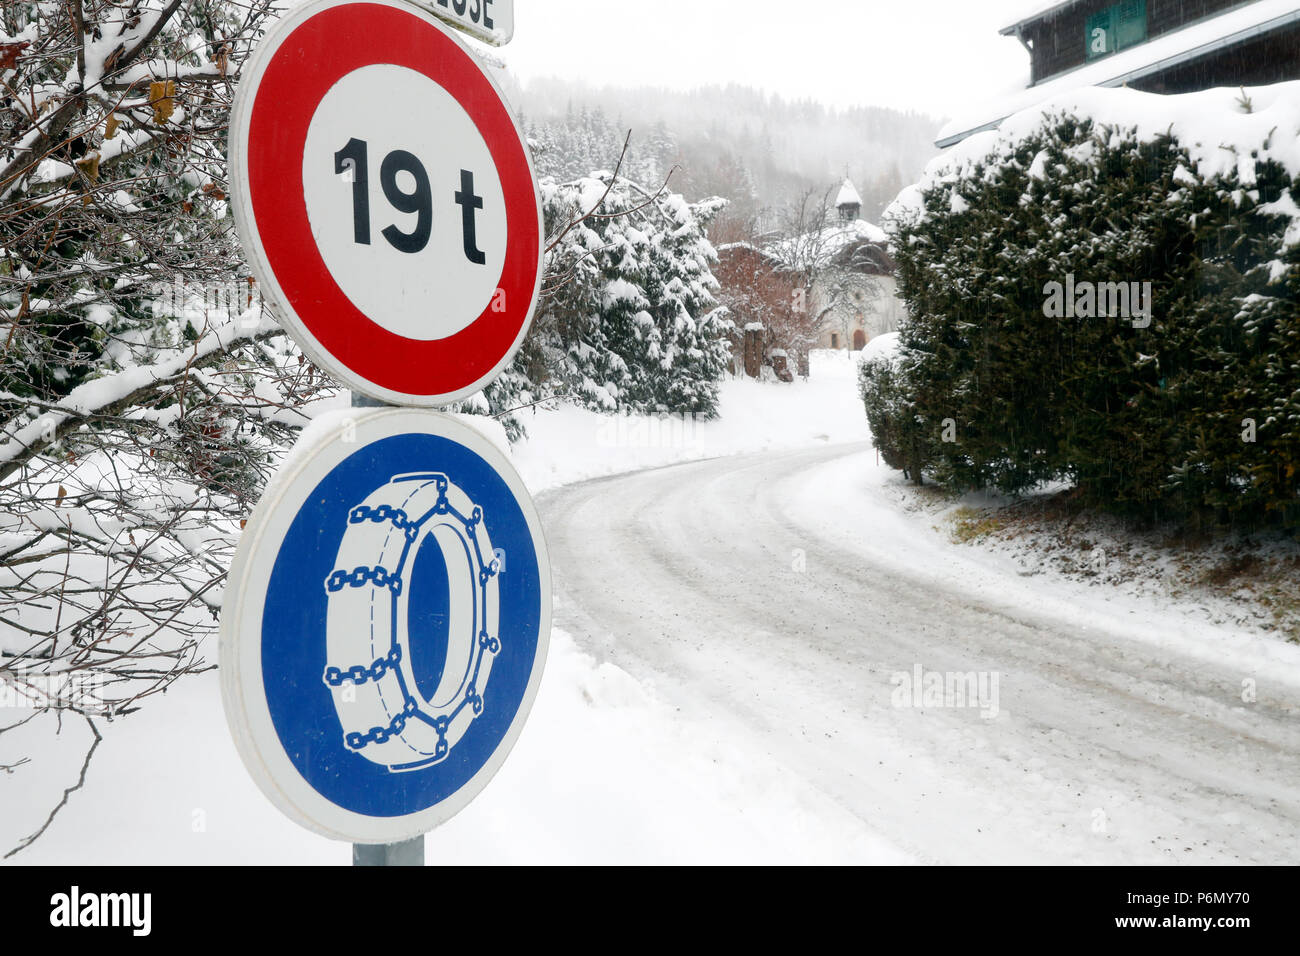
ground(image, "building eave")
xmin=998 ymin=0 xmax=1087 ymax=36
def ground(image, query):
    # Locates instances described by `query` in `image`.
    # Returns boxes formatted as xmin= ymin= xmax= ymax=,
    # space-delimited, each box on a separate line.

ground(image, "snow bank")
xmin=859 ymin=330 xmax=901 ymax=365
xmin=508 ymin=349 xmax=869 ymax=493
xmin=4 ymin=626 xmax=907 ymax=865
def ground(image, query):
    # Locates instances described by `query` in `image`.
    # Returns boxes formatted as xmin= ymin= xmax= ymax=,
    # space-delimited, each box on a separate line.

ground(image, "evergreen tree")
xmin=454 ymin=173 xmax=732 ymax=434
xmin=866 ymin=97 xmax=1300 ymax=533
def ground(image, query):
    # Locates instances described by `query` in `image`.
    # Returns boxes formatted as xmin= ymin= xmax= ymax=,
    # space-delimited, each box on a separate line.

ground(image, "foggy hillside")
xmin=503 ymin=76 xmax=942 ymax=229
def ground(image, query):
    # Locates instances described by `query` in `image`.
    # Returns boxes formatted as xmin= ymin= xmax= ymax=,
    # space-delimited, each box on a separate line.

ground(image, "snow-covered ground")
xmin=543 ymin=449 xmax=1300 ymax=865
xmin=4 ymin=352 xmax=883 ymax=865
xmin=507 ymin=350 xmax=871 ymax=492
xmin=5 ymin=350 xmax=1298 ymax=864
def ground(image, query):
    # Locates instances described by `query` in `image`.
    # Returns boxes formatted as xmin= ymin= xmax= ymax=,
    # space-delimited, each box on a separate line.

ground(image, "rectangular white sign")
xmin=415 ymin=0 xmax=514 ymax=45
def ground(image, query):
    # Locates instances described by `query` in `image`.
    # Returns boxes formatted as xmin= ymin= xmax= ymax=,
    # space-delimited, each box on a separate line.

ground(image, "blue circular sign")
xmin=221 ymin=409 xmax=550 ymax=842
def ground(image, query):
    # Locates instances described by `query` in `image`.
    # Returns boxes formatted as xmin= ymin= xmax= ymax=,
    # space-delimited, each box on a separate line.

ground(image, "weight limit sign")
xmin=229 ymin=0 xmax=543 ymax=405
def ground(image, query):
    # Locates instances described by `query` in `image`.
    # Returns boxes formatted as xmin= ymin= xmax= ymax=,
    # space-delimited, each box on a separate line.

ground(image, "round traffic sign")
xmin=229 ymin=0 xmax=543 ymax=405
xmin=220 ymin=409 xmax=551 ymax=842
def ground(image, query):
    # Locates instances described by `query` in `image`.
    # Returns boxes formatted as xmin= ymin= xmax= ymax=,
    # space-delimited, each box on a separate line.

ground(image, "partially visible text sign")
xmin=414 ymin=0 xmax=514 ymax=45
xmin=1086 ymin=0 xmax=1147 ymax=61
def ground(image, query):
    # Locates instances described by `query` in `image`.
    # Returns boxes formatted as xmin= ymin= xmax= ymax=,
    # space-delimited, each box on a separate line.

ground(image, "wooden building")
xmin=713 ymin=242 xmax=803 ymax=378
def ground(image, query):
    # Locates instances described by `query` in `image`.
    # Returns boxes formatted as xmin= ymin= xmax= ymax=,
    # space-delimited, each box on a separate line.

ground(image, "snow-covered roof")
xmin=835 ymin=179 xmax=863 ymax=209
xmin=940 ymin=0 xmax=1300 ymax=148
xmin=766 ymin=218 xmax=889 ymax=270
xmin=716 ymin=240 xmax=788 ymax=268
xmin=1000 ymin=1 xmax=1085 ymax=34
xmin=825 ymin=217 xmax=887 ymax=250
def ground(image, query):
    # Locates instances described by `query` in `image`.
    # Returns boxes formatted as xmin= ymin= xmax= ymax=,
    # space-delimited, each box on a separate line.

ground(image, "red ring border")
xmin=246 ymin=3 xmax=540 ymax=398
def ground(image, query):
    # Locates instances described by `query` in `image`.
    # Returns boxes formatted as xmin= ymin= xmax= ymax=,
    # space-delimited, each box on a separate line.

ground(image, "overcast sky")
xmin=500 ymin=0 xmax=1042 ymax=120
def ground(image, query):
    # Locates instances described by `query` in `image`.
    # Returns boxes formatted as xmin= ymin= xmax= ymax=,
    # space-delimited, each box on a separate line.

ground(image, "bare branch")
xmin=544 ymin=129 xmax=632 ymax=254
xmin=4 ymin=714 xmax=100 ymax=859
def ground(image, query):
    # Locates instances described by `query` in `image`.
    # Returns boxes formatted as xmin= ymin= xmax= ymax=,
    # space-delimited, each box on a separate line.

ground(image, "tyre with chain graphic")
xmin=323 ymin=472 xmax=501 ymax=771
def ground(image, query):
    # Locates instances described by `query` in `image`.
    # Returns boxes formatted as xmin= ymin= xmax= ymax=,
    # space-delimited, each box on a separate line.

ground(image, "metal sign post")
xmin=349 ymin=390 xmax=418 ymax=867
xmin=221 ymin=0 xmax=548 ymax=865
xmin=353 ymin=835 xmax=425 ymax=867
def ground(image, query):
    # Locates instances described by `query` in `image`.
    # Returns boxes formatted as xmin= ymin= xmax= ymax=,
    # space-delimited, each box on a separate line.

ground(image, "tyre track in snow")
xmin=538 ymin=442 xmax=1300 ymax=864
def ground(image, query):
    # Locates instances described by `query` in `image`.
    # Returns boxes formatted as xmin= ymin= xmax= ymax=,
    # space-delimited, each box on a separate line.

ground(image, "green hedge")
xmin=863 ymin=108 xmax=1300 ymax=531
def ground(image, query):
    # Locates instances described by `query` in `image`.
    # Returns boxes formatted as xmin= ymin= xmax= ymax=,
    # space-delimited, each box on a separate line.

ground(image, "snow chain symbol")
xmin=322 ymin=472 xmax=501 ymax=772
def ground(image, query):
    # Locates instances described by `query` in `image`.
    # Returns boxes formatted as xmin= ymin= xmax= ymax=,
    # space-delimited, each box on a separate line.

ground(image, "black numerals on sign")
xmin=333 ymin=139 xmax=430 ymax=254
xmin=334 ymin=140 xmax=485 ymax=261
xmin=379 ymin=150 xmax=433 ymax=253
xmin=334 ymin=137 xmax=370 ymax=246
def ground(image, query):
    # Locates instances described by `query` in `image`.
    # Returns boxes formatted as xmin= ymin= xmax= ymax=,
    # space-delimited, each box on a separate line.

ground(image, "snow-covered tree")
xmin=526 ymin=108 xmax=677 ymax=190
xmin=537 ymin=172 xmax=730 ymax=416
xmin=0 ymin=0 xmax=323 ymax=858
xmin=869 ymin=89 xmax=1300 ymax=531
xmin=455 ymin=157 xmax=732 ymax=435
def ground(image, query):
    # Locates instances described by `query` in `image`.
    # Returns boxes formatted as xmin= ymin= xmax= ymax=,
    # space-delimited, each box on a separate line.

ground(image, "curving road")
xmin=539 ymin=442 xmax=1300 ymax=864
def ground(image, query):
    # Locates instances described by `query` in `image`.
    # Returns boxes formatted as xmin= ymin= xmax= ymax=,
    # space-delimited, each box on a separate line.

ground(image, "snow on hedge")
xmin=859 ymin=330 xmax=901 ymax=366
xmin=894 ymin=81 xmax=1300 ymax=249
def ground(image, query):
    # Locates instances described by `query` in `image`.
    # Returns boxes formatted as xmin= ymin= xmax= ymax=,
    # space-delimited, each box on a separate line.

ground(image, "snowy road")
xmin=541 ymin=442 xmax=1300 ymax=864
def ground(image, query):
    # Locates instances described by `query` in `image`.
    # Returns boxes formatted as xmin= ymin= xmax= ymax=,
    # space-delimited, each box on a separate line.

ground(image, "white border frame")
xmin=219 ymin=409 xmax=551 ymax=843
xmin=228 ymin=0 xmax=543 ymax=407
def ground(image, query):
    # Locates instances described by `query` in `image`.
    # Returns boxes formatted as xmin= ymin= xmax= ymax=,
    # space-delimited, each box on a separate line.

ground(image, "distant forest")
xmin=502 ymin=77 xmax=942 ymax=238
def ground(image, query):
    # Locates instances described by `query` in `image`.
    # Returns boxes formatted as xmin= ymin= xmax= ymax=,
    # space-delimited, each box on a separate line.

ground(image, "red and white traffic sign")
xmin=229 ymin=0 xmax=542 ymax=405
